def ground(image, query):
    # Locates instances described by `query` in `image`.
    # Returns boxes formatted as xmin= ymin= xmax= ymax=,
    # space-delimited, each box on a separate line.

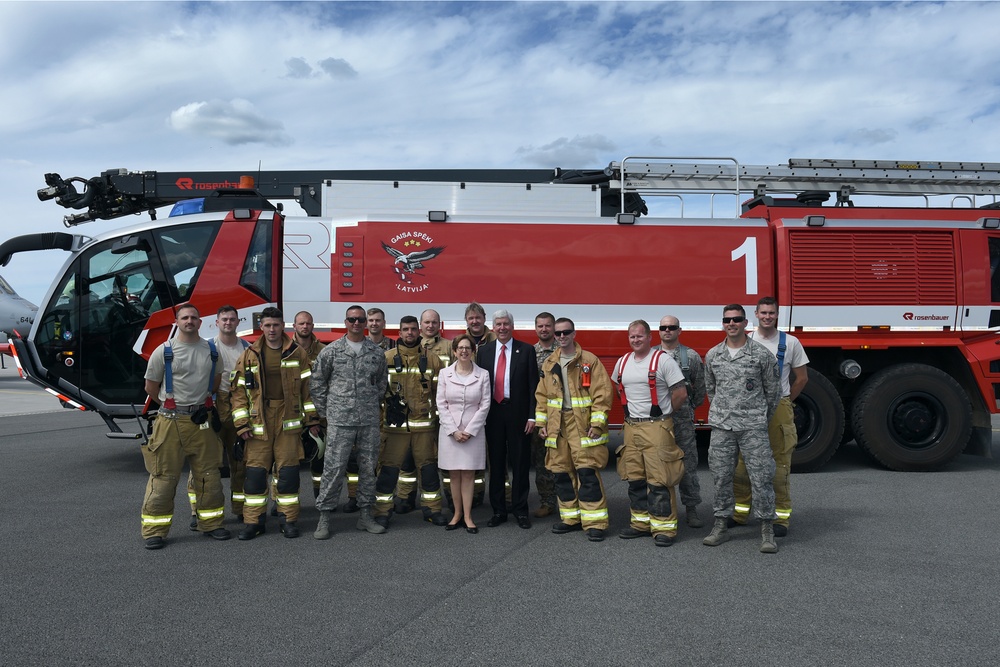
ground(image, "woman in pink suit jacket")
xmin=437 ymin=334 xmax=491 ymax=533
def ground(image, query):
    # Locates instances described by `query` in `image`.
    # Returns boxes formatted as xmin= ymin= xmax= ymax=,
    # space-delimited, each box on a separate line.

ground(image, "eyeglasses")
xmin=554 ymin=330 xmax=574 ymax=337
xmin=455 ymin=346 xmax=473 ymax=352
xmin=722 ymin=316 xmax=746 ymax=324
xmin=659 ymin=325 xmax=680 ymax=331
xmin=346 ymin=317 xmax=364 ymax=323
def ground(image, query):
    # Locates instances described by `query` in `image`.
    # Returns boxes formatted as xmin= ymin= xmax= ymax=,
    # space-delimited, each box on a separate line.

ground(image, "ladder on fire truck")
xmin=608 ymin=157 xmax=1000 ymax=218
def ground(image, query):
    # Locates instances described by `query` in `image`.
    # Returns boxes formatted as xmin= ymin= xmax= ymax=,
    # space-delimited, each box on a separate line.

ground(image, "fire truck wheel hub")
xmin=888 ymin=393 xmax=943 ymax=448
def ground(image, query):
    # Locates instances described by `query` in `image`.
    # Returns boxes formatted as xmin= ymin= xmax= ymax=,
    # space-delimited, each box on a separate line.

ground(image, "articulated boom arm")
xmin=37 ymin=167 xmax=623 ymax=227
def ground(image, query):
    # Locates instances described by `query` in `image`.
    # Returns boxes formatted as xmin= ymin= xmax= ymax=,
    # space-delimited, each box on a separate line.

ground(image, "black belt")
xmin=624 ymin=414 xmax=669 ymax=425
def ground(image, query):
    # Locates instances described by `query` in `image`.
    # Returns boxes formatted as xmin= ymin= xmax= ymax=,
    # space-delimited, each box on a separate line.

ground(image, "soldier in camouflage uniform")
xmin=530 ymin=312 xmax=558 ymax=517
xmin=702 ymin=304 xmax=781 ymax=554
xmin=310 ymin=305 xmax=389 ymax=539
xmin=658 ymin=315 xmax=707 ymax=528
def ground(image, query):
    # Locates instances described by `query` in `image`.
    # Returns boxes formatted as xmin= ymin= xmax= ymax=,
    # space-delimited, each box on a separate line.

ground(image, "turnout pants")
xmin=243 ymin=402 xmax=304 ymax=524
xmin=375 ymin=430 xmax=442 ymax=517
xmin=186 ymin=391 xmax=244 ymax=516
xmin=545 ymin=415 xmax=608 ymax=530
xmin=618 ymin=417 xmax=683 ymax=537
xmin=141 ymin=414 xmax=225 ymax=539
xmin=732 ymin=397 xmax=794 ymax=526
xmin=709 ymin=427 xmax=776 ymax=521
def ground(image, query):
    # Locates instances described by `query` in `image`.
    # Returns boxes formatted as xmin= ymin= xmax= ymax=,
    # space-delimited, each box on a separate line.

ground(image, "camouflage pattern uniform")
xmin=704 ymin=337 xmax=780 ymax=521
xmin=662 ymin=344 xmax=706 ymax=508
xmin=531 ymin=340 xmax=557 ymax=510
xmin=310 ymin=337 xmax=388 ymax=512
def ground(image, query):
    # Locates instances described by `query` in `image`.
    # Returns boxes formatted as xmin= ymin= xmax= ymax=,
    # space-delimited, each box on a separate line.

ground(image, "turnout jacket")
xmin=230 ymin=335 xmax=319 ymax=440
xmin=421 ymin=335 xmax=453 ymax=368
xmin=384 ymin=342 xmax=443 ymax=433
xmin=534 ymin=343 xmax=613 ymax=448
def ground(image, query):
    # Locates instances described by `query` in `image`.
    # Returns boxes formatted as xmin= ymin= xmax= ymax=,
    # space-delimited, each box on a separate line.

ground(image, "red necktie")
xmin=494 ymin=344 xmax=507 ymax=403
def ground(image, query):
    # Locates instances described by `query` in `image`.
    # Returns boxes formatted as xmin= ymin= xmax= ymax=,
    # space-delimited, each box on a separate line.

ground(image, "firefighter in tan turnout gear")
xmin=289 ymin=310 xmax=328 ymax=502
xmin=375 ymin=315 xmax=446 ymax=529
xmin=535 ymin=318 xmax=613 ymax=542
xmin=395 ymin=308 xmax=451 ymax=514
xmin=140 ymin=304 xmax=229 ymax=549
xmin=613 ymin=319 xmax=689 ymax=547
xmin=230 ymin=307 xmax=319 ymax=540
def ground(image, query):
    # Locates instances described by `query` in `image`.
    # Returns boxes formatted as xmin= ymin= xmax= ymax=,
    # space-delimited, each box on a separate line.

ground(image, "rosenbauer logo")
xmin=175 ymin=177 xmax=246 ymax=190
xmin=902 ymin=312 xmax=949 ymax=321
xmin=380 ymin=232 xmax=446 ymax=293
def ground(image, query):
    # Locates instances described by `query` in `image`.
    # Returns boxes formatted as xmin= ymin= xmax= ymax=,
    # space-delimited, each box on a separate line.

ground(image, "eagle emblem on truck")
xmin=380 ymin=240 xmax=446 ymax=284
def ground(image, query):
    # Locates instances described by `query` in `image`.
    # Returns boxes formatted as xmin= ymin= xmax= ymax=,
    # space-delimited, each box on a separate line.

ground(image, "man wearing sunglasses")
xmin=311 ymin=305 xmax=389 ymax=538
xmin=731 ymin=297 xmax=809 ymax=537
xmin=658 ymin=315 xmax=707 ymax=529
xmin=703 ymin=304 xmax=781 ymax=553
xmin=535 ymin=318 xmax=613 ymax=541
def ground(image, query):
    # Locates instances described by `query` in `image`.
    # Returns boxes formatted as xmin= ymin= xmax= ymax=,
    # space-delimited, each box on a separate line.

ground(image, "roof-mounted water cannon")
xmin=37 ymin=169 xmax=168 ymax=227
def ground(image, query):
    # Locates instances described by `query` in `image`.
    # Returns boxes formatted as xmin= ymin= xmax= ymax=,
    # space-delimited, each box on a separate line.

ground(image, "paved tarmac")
xmin=2 ymin=361 xmax=999 ymax=666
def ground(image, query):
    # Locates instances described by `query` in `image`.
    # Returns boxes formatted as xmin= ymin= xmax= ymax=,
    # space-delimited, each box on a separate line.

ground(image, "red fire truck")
xmin=3 ymin=157 xmax=999 ymax=473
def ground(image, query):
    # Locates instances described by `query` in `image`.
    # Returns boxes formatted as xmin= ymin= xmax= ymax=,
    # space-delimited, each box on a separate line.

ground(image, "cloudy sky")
xmin=2 ymin=0 xmax=999 ymax=305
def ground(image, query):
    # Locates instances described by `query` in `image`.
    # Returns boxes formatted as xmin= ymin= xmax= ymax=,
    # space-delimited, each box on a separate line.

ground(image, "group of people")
xmin=139 ymin=298 xmax=807 ymax=555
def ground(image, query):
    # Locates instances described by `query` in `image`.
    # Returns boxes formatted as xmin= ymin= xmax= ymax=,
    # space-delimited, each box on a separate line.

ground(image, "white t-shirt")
xmin=214 ymin=336 xmax=248 ymax=394
xmin=614 ymin=350 xmax=685 ymax=417
xmin=144 ymin=338 xmax=215 ymax=405
xmin=749 ymin=329 xmax=809 ymax=397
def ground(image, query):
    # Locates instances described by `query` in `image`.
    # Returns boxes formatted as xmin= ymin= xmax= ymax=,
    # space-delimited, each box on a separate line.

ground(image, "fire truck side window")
xmin=990 ymin=238 xmax=1000 ymax=303
xmin=34 ymin=234 xmax=172 ymax=407
xmin=154 ymin=224 xmax=219 ymax=302
xmin=240 ymin=219 xmax=273 ymax=301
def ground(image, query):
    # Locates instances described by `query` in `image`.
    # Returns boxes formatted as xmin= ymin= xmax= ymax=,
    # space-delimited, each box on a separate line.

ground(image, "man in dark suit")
xmin=476 ymin=309 xmax=539 ymax=529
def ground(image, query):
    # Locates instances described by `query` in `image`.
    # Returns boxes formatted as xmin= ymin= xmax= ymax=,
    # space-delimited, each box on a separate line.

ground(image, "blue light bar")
xmin=169 ymin=198 xmax=206 ymax=217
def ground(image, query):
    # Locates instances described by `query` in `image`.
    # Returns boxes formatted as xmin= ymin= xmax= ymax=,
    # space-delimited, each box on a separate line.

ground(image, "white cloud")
xmin=167 ymin=99 xmax=291 ymax=146
xmin=516 ymin=135 xmax=617 ymax=167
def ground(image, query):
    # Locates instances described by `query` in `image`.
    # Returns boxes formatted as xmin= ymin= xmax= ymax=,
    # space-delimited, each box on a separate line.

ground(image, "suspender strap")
xmin=615 ymin=352 xmax=633 ymax=417
xmin=647 ymin=350 xmax=663 ymax=418
xmin=206 ymin=339 xmax=218 ymax=407
xmin=776 ymin=331 xmax=787 ymax=377
xmin=163 ymin=342 xmax=175 ymax=409
xmin=616 ymin=351 xmax=663 ymax=419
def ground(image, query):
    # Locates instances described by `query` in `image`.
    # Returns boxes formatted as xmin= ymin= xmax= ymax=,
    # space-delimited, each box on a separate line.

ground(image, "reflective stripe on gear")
xmin=559 ymin=507 xmax=581 ymax=521
xmin=142 ymin=514 xmax=173 ymax=525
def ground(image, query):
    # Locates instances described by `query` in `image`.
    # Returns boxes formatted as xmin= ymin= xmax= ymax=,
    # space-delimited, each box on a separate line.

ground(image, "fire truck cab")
xmin=4 ymin=157 xmax=999 ymax=473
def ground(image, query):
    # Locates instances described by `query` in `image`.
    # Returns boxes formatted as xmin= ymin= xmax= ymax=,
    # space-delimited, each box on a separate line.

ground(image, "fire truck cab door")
xmin=960 ymin=234 xmax=1000 ymax=331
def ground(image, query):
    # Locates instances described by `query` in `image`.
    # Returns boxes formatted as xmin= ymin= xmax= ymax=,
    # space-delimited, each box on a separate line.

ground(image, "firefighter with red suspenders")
xmin=612 ymin=319 xmax=689 ymax=547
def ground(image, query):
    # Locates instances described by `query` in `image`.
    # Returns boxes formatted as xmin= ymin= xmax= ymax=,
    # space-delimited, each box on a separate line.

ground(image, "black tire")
xmin=791 ymin=368 xmax=845 ymax=473
xmin=851 ymin=363 xmax=972 ymax=472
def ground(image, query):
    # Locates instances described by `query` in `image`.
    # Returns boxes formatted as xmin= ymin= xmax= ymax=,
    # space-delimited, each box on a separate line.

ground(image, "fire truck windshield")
xmin=32 ymin=222 xmax=220 ymax=409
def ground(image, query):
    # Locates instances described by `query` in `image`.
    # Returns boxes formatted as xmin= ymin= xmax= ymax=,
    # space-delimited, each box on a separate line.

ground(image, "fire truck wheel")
xmin=791 ymin=368 xmax=844 ymax=473
xmin=851 ymin=363 xmax=972 ymax=472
